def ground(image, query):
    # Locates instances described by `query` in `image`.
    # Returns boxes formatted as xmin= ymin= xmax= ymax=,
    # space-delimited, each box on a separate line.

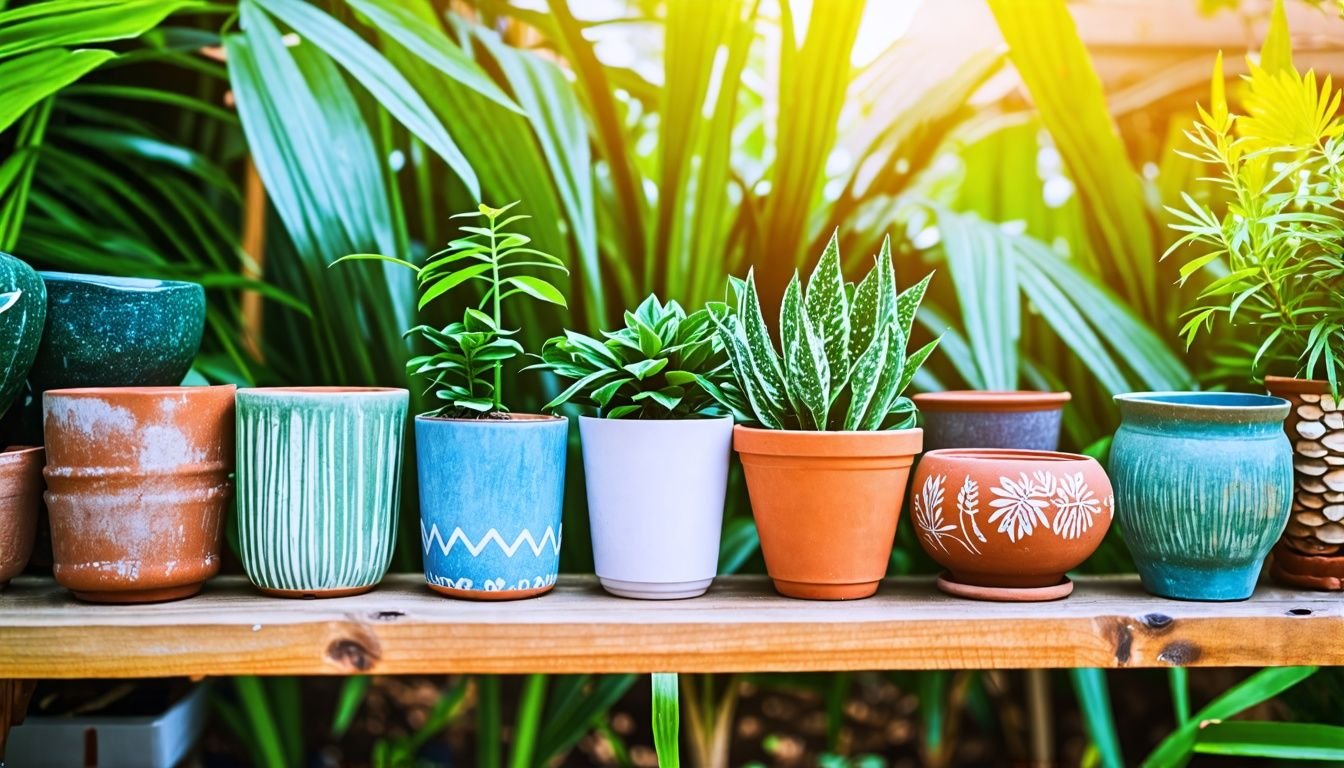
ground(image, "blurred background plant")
xmin=3 ymin=0 xmax=1344 ymax=765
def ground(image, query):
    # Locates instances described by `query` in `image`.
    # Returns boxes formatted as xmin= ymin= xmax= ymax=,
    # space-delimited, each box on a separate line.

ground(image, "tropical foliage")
xmin=708 ymin=232 xmax=937 ymax=431
xmin=1167 ymin=39 xmax=1344 ymax=391
xmin=536 ymin=294 xmax=731 ymax=419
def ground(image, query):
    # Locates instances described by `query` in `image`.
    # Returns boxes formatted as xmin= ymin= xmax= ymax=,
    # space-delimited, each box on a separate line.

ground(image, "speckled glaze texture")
xmin=1111 ymin=392 xmax=1292 ymax=601
xmin=416 ymin=415 xmax=567 ymax=600
xmin=236 ymin=388 xmax=407 ymax=597
xmin=913 ymin=391 xmax=1070 ymax=452
xmin=1264 ymin=376 xmax=1344 ymax=590
xmin=0 ymin=446 xmax=44 ymax=586
xmin=0 ymin=253 xmax=45 ymax=417
xmin=911 ymin=449 xmax=1112 ymax=600
xmin=30 ymin=272 xmax=205 ymax=392
xmin=43 ymin=385 xmax=235 ymax=603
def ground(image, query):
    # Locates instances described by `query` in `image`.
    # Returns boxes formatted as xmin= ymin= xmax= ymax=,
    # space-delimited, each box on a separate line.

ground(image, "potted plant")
xmin=235 ymin=387 xmax=408 ymax=598
xmin=337 ymin=202 xmax=568 ymax=600
xmin=703 ymin=232 xmax=939 ymax=600
xmin=1166 ymin=43 xmax=1344 ymax=589
xmin=534 ymin=295 xmax=735 ymax=599
xmin=911 ymin=448 xmax=1113 ymax=601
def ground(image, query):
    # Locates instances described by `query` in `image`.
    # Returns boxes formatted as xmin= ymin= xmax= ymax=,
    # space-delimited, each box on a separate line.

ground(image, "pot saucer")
xmin=1270 ymin=545 xmax=1344 ymax=591
xmin=935 ymin=572 xmax=1073 ymax=602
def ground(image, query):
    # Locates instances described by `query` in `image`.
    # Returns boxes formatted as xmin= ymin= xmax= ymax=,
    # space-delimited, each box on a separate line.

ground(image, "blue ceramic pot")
xmin=30 ymin=272 xmax=205 ymax=392
xmin=416 ymin=414 xmax=567 ymax=600
xmin=1111 ymin=392 xmax=1292 ymax=601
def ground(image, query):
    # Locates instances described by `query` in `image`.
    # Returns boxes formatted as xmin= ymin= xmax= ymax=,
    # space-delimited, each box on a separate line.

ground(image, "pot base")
xmin=1270 ymin=545 xmax=1344 ymax=591
xmin=257 ymin=585 xmax=378 ymax=599
xmin=71 ymin=582 xmax=202 ymax=604
xmin=771 ymin=578 xmax=879 ymax=601
xmin=1136 ymin=561 xmax=1259 ymax=602
xmin=426 ymin=582 xmax=554 ymax=601
xmin=936 ymin=573 xmax=1073 ymax=602
xmin=599 ymin=577 xmax=713 ymax=600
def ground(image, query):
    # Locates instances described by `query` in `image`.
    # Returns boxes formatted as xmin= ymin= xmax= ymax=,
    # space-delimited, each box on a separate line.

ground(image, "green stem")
xmin=490 ymin=211 xmax=503 ymax=411
xmin=509 ymin=675 xmax=547 ymax=768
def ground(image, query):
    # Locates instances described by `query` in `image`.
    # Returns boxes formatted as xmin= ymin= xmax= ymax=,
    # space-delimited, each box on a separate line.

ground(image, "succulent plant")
xmin=535 ymin=294 xmax=733 ymax=419
xmin=706 ymin=231 xmax=938 ymax=431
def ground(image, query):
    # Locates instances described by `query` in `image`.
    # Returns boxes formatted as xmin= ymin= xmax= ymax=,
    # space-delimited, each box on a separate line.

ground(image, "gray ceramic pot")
xmin=913 ymin=391 xmax=1071 ymax=451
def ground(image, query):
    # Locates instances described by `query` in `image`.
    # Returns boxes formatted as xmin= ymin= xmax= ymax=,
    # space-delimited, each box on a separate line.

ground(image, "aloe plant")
xmin=706 ymin=231 xmax=939 ymax=431
xmin=534 ymin=294 xmax=733 ymax=419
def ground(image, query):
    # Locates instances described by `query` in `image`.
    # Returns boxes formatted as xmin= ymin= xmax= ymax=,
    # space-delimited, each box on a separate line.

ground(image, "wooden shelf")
xmin=0 ymin=575 xmax=1339 ymax=678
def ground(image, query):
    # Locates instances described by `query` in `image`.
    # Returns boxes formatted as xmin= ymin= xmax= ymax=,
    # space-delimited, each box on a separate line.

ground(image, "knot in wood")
xmin=1157 ymin=640 xmax=1202 ymax=666
xmin=1139 ymin=613 xmax=1174 ymax=632
xmin=1288 ymin=608 xmax=1313 ymax=616
xmin=327 ymin=637 xmax=380 ymax=672
xmin=371 ymin=610 xmax=405 ymax=622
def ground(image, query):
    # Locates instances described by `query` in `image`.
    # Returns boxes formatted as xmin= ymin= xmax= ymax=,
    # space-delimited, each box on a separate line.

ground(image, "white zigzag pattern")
xmin=420 ymin=522 xmax=562 ymax=558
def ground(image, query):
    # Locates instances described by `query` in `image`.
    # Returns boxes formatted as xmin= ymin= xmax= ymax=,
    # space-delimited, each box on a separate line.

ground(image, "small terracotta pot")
xmin=0 ymin=446 xmax=44 ymax=586
xmin=913 ymin=391 xmax=1070 ymax=451
xmin=43 ymin=386 xmax=235 ymax=603
xmin=911 ymin=449 xmax=1113 ymax=601
xmin=1264 ymin=375 xmax=1344 ymax=590
xmin=734 ymin=425 xmax=922 ymax=600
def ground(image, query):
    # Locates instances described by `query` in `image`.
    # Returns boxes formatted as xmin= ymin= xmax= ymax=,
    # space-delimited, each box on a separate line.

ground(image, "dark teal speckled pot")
xmin=30 ymin=272 xmax=205 ymax=392
xmin=1111 ymin=392 xmax=1292 ymax=601
xmin=0 ymin=253 xmax=46 ymax=418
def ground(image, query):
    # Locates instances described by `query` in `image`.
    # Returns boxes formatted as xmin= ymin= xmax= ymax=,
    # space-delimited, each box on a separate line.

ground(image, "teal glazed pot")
xmin=1111 ymin=392 xmax=1293 ymax=601
xmin=0 ymin=253 xmax=45 ymax=418
xmin=416 ymin=414 xmax=567 ymax=600
xmin=236 ymin=387 xmax=408 ymax=597
xmin=29 ymin=272 xmax=205 ymax=392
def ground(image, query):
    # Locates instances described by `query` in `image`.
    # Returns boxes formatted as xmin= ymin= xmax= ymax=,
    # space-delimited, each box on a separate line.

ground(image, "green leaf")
xmin=503 ymin=274 xmax=567 ymax=307
xmin=419 ymin=262 xmax=492 ymax=309
xmin=896 ymin=337 xmax=940 ymax=397
xmin=1071 ymin=669 xmax=1124 ymax=768
xmin=740 ymin=271 xmax=788 ymax=413
xmin=803 ymin=229 xmax=851 ymax=394
xmin=652 ymin=674 xmax=680 ymax=768
xmin=1195 ymin=721 xmax=1344 ymax=762
xmin=0 ymin=48 xmax=115 ymax=134
xmin=784 ymin=278 xmax=830 ymax=429
xmin=895 ymin=270 xmax=933 ymax=352
xmin=843 ymin=328 xmax=889 ymax=430
xmin=0 ymin=0 xmax=196 ymax=59
xmin=623 ymin=357 xmax=667 ymax=381
xmin=332 ymin=252 xmax=421 ymax=273
xmin=1259 ymin=0 xmax=1293 ymax=75
xmin=251 ymin=0 xmax=480 ymax=198
xmin=861 ymin=328 xmax=907 ymax=431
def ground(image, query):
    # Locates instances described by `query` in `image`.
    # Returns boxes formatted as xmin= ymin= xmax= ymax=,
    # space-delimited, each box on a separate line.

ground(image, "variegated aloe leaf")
xmin=740 ymin=270 xmax=789 ymax=414
xmin=843 ymin=325 xmax=890 ymax=430
xmin=876 ymin=236 xmax=897 ymax=335
xmin=803 ymin=230 xmax=850 ymax=399
xmin=778 ymin=272 xmax=806 ymax=420
xmin=848 ymin=258 xmax=882 ymax=362
xmin=896 ymin=271 xmax=933 ymax=350
xmin=859 ymin=324 xmax=907 ymax=431
xmin=784 ymin=283 xmax=831 ymax=429
xmin=896 ymin=336 xmax=942 ymax=396
xmin=708 ymin=305 xmax=784 ymax=429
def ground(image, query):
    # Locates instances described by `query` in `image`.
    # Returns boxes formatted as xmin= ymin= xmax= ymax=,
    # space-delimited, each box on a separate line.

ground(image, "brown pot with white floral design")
xmin=1266 ymin=376 xmax=1344 ymax=590
xmin=910 ymin=449 xmax=1113 ymax=602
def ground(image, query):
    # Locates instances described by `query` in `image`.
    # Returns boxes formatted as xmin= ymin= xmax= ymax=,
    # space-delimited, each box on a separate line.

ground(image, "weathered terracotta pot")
xmin=0 ymin=446 xmax=44 ymax=587
xmin=43 ymin=386 xmax=235 ymax=603
xmin=1265 ymin=376 xmax=1344 ymax=590
xmin=734 ymin=425 xmax=922 ymax=600
xmin=911 ymin=449 xmax=1113 ymax=601
xmin=913 ymin=391 xmax=1070 ymax=451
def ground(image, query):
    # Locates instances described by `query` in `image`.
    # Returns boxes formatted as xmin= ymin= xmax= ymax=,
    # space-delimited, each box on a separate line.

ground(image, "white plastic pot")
xmin=580 ymin=415 xmax=733 ymax=599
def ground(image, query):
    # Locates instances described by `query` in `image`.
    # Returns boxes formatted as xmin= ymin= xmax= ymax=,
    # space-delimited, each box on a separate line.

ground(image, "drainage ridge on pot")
xmin=416 ymin=413 xmax=567 ymax=600
xmin=1263 ymin=375 xmax=1344 ymax=590
xmin=913 ymin=391 xmax=1070 ymax=452
xmin=581 ymin=415 xmax=732 ymax=600
xmin=1111 ymin=391 xmax=1292 ymax=601
xmin=30 ymin=272 xmax=205 ymax=393
xmin=734 ymin=425 xmax=923 ymax=600
xmin=911 ymin=448 xmax=1113 ymax=602
xmin=0 ymin=445 xmax=44 ymax=587
xmin=43 ymin=385 xmax=235 ymax=603
xmin=236 ymin=387 xmax=408 ymax=598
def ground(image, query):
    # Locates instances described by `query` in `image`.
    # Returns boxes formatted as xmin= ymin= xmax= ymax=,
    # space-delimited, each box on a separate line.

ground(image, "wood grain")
xmin=0 ymin=575 xmax=1339 ymax=678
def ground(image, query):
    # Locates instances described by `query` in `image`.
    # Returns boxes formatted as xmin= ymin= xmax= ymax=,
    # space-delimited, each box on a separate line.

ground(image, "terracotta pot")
xmin=913 ymin=391 xmax=1070 ymax=451
xmin=911 ymin=449 xmax=1113 ymax=601
xmin=43 ymin=386 xmax=235 ymax=603
xmin=0 ymin=446 xmax=44 ymax=586
xmin=734 ymin=425 xmax=922 ymax=600
xmin=1264 ymin=376 xmax=1344 ymax=590
xmin=236 ymin=387 xmax=408 ymax=598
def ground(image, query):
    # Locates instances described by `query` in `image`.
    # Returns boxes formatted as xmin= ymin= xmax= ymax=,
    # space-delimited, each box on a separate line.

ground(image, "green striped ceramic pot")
xmin=236 ymin=387 xmax=408 ymax=597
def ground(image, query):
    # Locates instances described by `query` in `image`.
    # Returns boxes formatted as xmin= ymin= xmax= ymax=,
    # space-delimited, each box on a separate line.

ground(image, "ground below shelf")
xmin=0 ymin=574 xmax=1340 ymax=677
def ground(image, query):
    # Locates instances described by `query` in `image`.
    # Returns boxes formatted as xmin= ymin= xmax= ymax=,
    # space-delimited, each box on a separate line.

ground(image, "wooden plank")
xmin=0 ymin=575 xmax=1339 ymax=678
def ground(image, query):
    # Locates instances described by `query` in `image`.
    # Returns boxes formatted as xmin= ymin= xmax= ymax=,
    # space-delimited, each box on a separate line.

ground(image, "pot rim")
xmin=733 ymin=423 xmax=922 ymax=457
xmin=577 ymin=414 xmax=733 ymax=424
xmin=913 ymin=390 xmax=1071 ymax=413
xmin=39 ymin=270 xmax=201 ymax=293
xmin=415 ymin=412 xmax=566 ymax=425
xmin=238 ymin=386 xmax=408 ymax=398
xmin=1264 ymin=375 xmax=1335 ymax=396
xmin=0 ymin=445 xmax=43 ymax=465
xmin=1114 ymin=391 xmax=1289 ymax=421
xmin=44 ymin=384 xmax=237 ymax=399
xmin=921 ymin=448 xmax=1094 ymax=464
